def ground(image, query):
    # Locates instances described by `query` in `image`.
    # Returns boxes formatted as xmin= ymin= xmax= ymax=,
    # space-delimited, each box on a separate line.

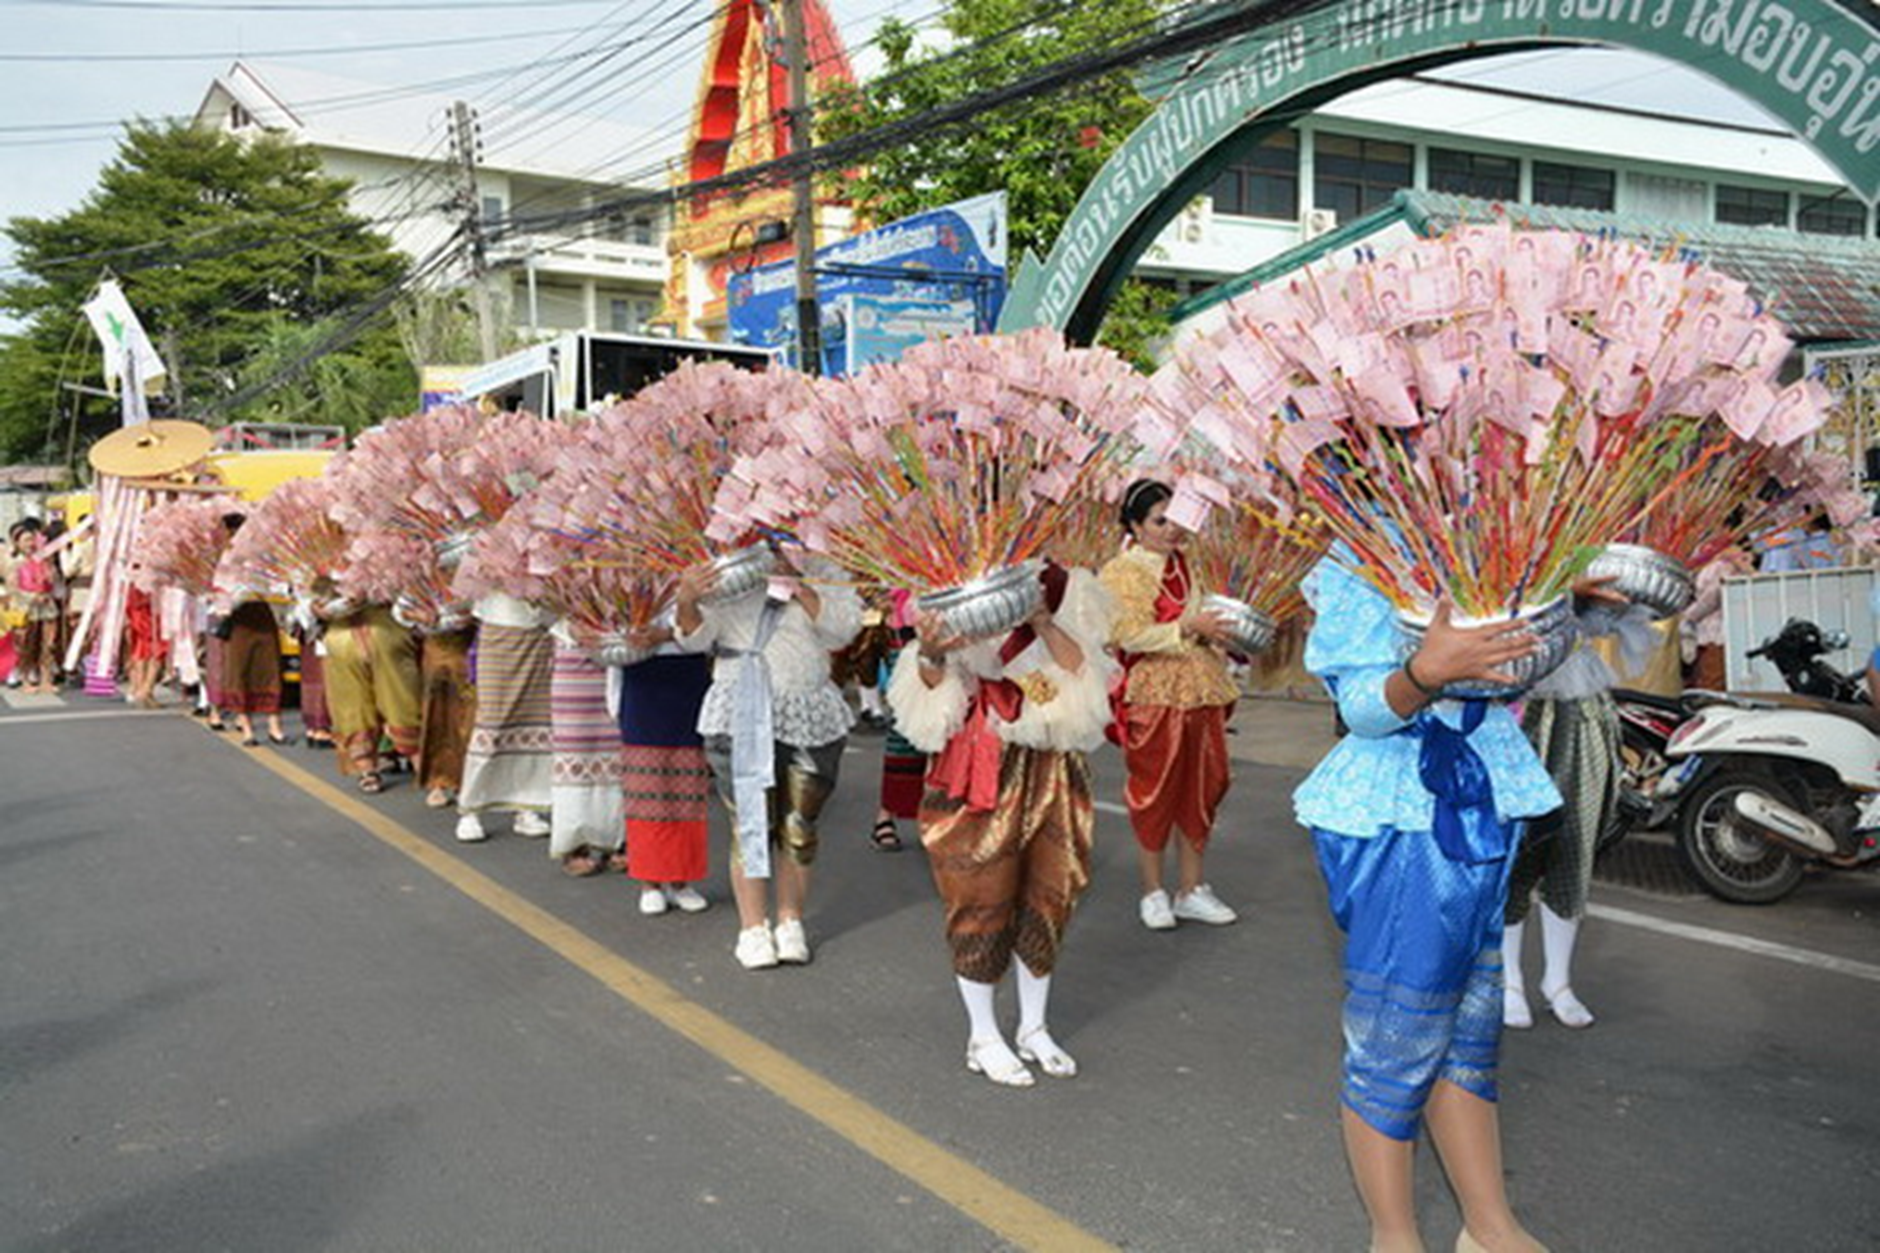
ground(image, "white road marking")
xmin=0 ymin=708 xmax=171 ymax=727
xmin=1588 ymin=903 xmax=1880 ymax=985
xmin=1095 ymin=798 xmax=1876 ymax=984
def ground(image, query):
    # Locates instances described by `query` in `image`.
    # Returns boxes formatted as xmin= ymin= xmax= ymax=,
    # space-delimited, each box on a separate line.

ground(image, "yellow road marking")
xmin=237 ymin=738 xmax=1115 ymax=1252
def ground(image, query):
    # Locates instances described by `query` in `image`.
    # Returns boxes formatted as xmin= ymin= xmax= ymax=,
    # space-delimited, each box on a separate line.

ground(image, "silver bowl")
xmin=702 ymin=543 xmax=776 ymax=604
xmin=1584 ymin=543 xmax=1694 ymax=618
xmin=919 ymin=562 xmax=1044 ymax=642
xmin=592 ymin=634 xmax=654 ymax=668
xmin=1201 ymin=593 xmax=1277 ymax=655
xmin=1395 ymin=596 xmax=1579 ymax=700
xmin=434 ymin=529 xmax=476 ymax=571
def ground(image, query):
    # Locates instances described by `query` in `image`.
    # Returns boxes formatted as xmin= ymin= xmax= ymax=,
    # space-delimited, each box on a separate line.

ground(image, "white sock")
xmin=1503 ymin=920 xmax=1528 ymax=998
xmin=955 ymin=977 xmax=1002 ymax=1041
xmin=1016 ymin=963 xmax=1051 ymax=1038
xmin=858 ymin=686 xmax=884 ymax=718
xmin=1538 ymin=902 xmax=1581 ymax=999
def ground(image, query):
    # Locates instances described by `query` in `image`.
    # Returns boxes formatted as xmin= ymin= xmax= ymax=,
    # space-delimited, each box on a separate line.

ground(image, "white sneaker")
xmin=666 ymin=885 xmax=709 ymax=913
xmin=639 ymin=887 xmax=669 ymax=916
xmin=1139 ymin=889 xmax=1177 ymax=931
xmin=512 ymin=811 xmax=550 ymax=838
xmin=454 ymin=814 xmax=488 ymax=843
xmin=735 ymin=924 xmax=778 ymax=970
xmin=1172 ymin=884 xmax=1238 ymax=926
xmin=773 ymin=917 xmax=811 ymax=964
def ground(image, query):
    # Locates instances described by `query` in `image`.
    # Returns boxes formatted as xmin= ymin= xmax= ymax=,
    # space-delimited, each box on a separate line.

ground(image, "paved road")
xmin=2 ymin=691 xmax=1876 ymax=1251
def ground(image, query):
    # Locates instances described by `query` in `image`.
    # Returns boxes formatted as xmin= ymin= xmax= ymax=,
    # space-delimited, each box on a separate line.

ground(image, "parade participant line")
xmin=1587 ymin=903 xmax=1880 ymax=986
xmin=233 ymin=738 xmax=1115 ymax=1253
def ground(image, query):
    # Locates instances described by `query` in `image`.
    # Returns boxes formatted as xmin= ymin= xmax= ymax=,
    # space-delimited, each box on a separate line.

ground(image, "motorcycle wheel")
xmin=1674 ymin=765 xmax=1807 ymax=904
xmin=1611 ymin=719 xmax=1671 ymax=841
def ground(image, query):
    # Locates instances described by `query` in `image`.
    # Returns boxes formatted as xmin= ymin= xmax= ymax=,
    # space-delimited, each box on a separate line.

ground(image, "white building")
xmin=1138 ymin=50 xmax=1875 ymax=306
xmin=193 ymin=61 xmax=677 ymax=343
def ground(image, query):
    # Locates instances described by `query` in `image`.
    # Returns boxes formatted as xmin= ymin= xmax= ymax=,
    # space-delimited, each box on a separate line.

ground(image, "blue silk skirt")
xmin=1313 ymin=824 xmax=1516 ymax=1142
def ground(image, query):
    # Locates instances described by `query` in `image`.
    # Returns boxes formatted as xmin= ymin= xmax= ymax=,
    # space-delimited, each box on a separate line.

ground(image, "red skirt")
xmin=1121 ymin=703 xmax=1230 ymax=852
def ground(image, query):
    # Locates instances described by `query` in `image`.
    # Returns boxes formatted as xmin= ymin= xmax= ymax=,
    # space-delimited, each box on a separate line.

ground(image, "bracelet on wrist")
xmin=1403 ymin=653 xmax=1440 ymax=698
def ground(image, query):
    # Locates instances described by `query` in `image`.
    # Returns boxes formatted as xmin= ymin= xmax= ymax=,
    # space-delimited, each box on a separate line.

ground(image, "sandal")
xmin=241 ymin=736 xmax=259 ymax=748
xmin=607 ymin=850 xmax=631 ymax=874
xmin=357 ymin=773 xmax=384 ymax=794
xmin=1015 ymin=1026 xmax=1078 ymax=1079
xmin=268 ymin=732 xmax=294 ymax=746
xmin=869 ymin=818 xmax=905 ymax=853
xmin=561 ymin=848 xmax=607 ymax=878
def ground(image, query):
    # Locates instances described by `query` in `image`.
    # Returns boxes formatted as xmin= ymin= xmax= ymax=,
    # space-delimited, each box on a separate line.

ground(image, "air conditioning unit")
xmin=1303 ymin=208 xmax=1337 ymax=239
xmin=1180 ymin=195 xmax=1210 ymax=243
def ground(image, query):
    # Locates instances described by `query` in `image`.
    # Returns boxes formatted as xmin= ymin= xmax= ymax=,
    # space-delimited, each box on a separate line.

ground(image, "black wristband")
xmin=1403 ymin=653 xmax=1439 ymax=698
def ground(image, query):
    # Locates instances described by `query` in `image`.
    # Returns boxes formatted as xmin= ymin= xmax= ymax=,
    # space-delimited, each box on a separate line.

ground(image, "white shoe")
xmin=965 ymin=1036 xmax=1034 ymax=1088
xmin=1172 ymin=884 xmax=1238 ymax=926
xmin=512 ymin=811 xmax=550 ymax=838
xmin=734 ymin=924 xmax=778 ymax=970
xmin=773 ymin=917 xmax=811 ymax=964
xmin=1542 ymin=985 xmax=1595 ymax=1029
xmin=454 ymin=814 xmax=488 ymax=843
xmin=639 ymin=887 xmax=669 ymax=916
xmin=666 ymin=885 xmax=709 ymax=913
xmin=1504 ymin=984 xmax=1534 ymax=1030
xmin=1015 ymin=1025 xmax=1078 ymax=1078
xmin=1139 ymin=890 xmax=1177 ymax=931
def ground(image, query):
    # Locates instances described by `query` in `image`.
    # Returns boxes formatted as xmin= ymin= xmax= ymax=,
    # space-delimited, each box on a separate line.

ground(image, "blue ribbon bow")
xmin=1414 ymin=700 xmax=1511 ymax=865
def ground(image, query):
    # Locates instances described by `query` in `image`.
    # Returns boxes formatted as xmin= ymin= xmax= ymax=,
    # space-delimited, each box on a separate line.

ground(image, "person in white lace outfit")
xmin=675 ymin=547 xmax=860 ymax=970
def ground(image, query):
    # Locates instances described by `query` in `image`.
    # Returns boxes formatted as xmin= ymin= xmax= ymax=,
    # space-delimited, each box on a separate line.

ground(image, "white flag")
xmin=81 ymin=280 xmax=168 ymax=396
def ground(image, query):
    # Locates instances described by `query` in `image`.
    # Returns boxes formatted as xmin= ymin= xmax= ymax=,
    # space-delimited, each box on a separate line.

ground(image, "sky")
xmin=0 ymin=0 xmax=1788 ymax=288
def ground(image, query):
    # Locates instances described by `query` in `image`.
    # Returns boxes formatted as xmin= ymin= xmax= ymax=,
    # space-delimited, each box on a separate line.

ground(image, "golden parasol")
xmin=87 ymin=420 xmax=214 ymax=480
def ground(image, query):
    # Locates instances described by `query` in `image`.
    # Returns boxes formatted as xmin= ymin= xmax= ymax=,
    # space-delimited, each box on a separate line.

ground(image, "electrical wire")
xmin=0 ymin=22 xmax=614 ymax=63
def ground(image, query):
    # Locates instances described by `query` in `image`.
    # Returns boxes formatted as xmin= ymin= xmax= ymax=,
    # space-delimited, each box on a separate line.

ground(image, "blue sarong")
xmin=1314 ymin=823 xmax=1516 ymax=1141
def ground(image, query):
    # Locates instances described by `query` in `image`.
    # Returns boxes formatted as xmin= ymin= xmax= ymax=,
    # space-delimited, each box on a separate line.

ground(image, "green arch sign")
xmin=999 ymin=0 xmax=1880 ymax=341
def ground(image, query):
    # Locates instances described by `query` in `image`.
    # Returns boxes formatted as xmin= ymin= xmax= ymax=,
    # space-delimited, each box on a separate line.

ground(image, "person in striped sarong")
xmin=455 ymin=592 xmax=555 ymax=842
xmin=548 ymin=633 xmax=625 ymax=876
xmin=613 ymin=637 xmax=714 ymax=916
xmin=414 ymin=622 xmax=474 ymax=808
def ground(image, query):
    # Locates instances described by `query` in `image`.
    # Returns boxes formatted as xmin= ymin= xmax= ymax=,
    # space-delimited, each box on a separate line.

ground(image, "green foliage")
xmin=819 ymin=0 xmax=1170 ymax=362
xmin=0 ymin=122 xmax=413 ymax=461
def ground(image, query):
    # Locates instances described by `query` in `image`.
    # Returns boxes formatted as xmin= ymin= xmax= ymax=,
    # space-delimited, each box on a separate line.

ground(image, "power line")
xmin=36 ymin=0 xmax=620 ymax=9
xmin=0 ymin=21 xmax=609 ymax=63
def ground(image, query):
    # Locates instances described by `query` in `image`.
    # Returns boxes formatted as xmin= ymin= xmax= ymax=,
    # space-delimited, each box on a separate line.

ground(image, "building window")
xmin=229 ymin=103 xmax=254 ymax=130
xmin=1313 ymin=133 xmax=1412 ymax=223
xmin=480 ymin=195 xmax=505 ymax=226
xmin=1427 ymin=148 xmax=1519 ymax=202
xmin=1531 ymin=161 xmax=1615 ymax=211
xmin=1797 ymin=193 xmax=1866 ymax=237
xmin=628 ymin=215 xmax=656 ymax=246
xmin=1716 ymin=184 xmax=1789 ymax=227
xmin=609 ymin=297 xmax=657 ymax=333
xmin=1207 ymin=129 xmax=1299 ymax=220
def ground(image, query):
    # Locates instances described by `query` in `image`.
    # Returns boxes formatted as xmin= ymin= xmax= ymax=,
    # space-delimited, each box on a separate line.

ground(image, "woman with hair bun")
xmin=1098 ymin=479 xmax=1242 ymax=932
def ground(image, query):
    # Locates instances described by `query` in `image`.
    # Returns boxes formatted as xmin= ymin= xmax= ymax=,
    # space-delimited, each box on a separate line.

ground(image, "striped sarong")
xmin=550 ymin=643 xmax=624 ymax=857
xmin=459 ymin=621 xmax=553 ymax=814
xmin=619 ymin=654 xmax=712 ymax=883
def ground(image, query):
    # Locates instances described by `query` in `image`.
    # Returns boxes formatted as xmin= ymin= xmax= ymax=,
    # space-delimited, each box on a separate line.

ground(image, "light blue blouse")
xmin=1292 ymin=559 xmax=1563 ymax=839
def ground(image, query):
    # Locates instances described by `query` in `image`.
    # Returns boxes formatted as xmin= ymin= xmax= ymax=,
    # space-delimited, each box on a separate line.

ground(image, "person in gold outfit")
xmin=1098 ymin=480 xmax=1242 ymax=931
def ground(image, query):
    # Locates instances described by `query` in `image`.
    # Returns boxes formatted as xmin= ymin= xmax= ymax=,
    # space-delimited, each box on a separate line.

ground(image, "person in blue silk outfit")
xmin=1297 ymin=558 xmax=1559 ymax=1253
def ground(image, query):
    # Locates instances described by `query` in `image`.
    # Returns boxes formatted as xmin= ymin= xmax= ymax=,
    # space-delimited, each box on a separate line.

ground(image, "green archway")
xmin=999 ymin=0 xmax=1880 ymax=341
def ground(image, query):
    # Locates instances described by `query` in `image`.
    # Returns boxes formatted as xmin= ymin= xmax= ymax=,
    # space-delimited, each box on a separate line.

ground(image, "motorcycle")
xmin=1655 ymin=618 xmax=1880 ymax=903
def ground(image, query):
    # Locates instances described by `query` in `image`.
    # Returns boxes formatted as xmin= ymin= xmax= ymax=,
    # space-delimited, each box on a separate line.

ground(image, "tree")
xmin=0 ymin=122 xmax=416 ymax=459
xmin=819 ymin=0 xmax=1173 ymax=366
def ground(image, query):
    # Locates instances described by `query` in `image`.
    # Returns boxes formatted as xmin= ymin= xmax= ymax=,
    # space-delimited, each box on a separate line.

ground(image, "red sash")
xmin=1106 ymin=551 xmax=1189 ymax=745
xmin=928 ymin=563 xmax=1068 ymax=812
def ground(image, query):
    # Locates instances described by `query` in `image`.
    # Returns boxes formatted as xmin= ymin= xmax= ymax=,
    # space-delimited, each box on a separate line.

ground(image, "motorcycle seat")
xmin=1725 ymin=690 xmax=1880 ymax=736
xmin=1617 ymin=687 xmax=1693 ymax=715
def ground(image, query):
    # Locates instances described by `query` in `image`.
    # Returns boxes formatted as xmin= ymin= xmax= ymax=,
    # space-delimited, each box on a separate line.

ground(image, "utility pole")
xmin=449 ymin=100 xmax=499 ymax=362
xmin=781 ymin=0 xmax=821 ymax=376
